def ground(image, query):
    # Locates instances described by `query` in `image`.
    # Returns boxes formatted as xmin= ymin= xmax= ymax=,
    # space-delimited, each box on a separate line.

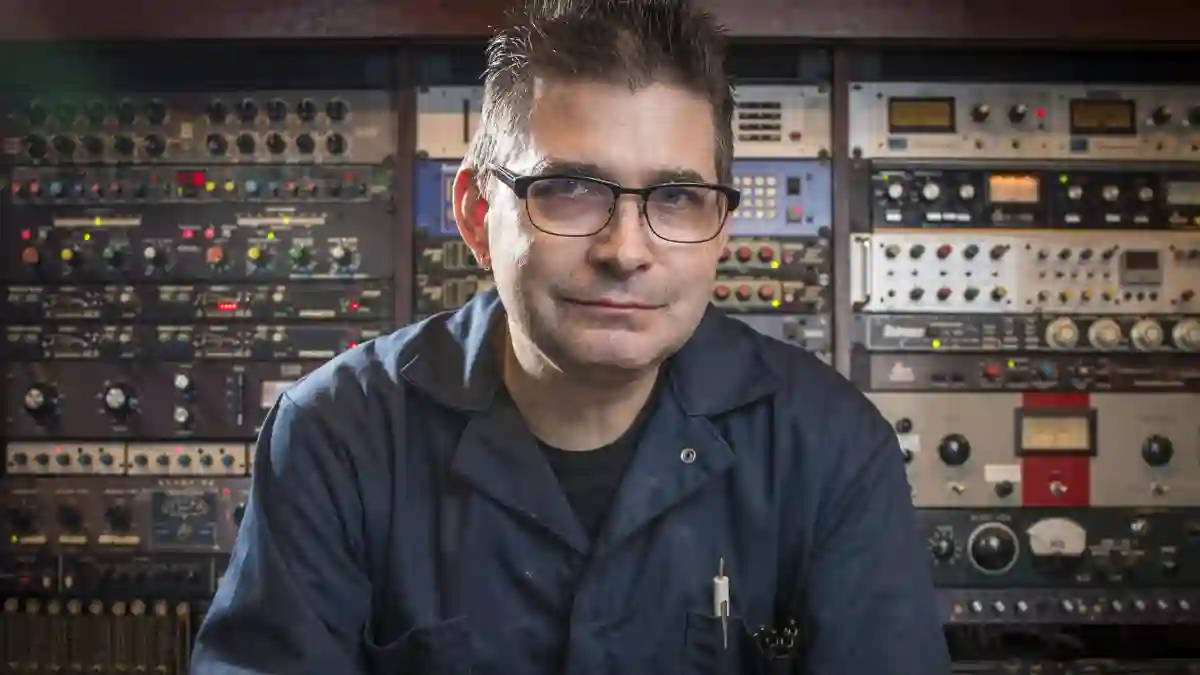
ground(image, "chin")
xmin=559 ymin=330 xmax=675 ymax=373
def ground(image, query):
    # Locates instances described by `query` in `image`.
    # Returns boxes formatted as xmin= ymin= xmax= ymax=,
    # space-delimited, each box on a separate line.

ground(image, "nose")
xmin=588 ymin=196 xmax=653 ymax=275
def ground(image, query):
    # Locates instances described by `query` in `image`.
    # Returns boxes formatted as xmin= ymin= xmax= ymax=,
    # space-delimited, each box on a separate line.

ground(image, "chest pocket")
xmin=680 ymin=612 xmax=769 ymax=675
xmin=364 ymin=616 xmax=473 ymax=675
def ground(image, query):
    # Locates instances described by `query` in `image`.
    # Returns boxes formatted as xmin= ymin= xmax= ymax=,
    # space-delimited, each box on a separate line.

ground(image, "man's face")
xmin=458 ymin=79 xmax=729 ymax=375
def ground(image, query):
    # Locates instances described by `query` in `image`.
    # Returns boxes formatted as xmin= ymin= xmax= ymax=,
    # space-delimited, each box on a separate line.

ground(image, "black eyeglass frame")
xmin=487 ymin=163 xmax=741 ymax=244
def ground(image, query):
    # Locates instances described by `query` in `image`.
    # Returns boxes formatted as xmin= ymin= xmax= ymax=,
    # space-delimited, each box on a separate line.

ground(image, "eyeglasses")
xmin=487 ymin=163 xmax=740 ymax=244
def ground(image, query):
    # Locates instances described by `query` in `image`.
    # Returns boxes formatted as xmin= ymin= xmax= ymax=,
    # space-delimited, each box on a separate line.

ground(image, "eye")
xmin=653 ymin=186 xmax=706 ymax=208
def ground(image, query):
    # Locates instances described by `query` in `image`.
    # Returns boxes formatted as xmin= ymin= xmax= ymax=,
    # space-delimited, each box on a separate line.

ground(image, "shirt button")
xmin=680 ymin=448 xmax=697 ymax=464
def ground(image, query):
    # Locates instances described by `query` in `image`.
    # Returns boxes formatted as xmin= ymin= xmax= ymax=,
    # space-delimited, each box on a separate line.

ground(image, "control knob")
xmin=1138 ymin=186 xmax=1155 ymax=202
xmin=236 ymin=133 xmax=256 ymax=155
xmin=327 ymin=99 xmax=349 ymax=121
xmin=1130 ymin=319 xmax=1164 ymax=351
xmin=957 ymin=184 xmax=975 ymax=200
xmin=143 ymin=134 xmax=166 ymax=158
xmin=1101 ymin=185 xmax=1120 ymax=202
xmin=330 ymin=245 xmax=355 ymax=266
xmin=23 ymin=383 xmax=59 ymax=419
xmin=24 ymin=135 xmax=48 ymax=159
xmin=290 ymin=245 xmax=314 ymax=267
xmin=295 ymin=133 xmax=316 ymax=154
xmin=116 ymin=100 xmax=138 ymax=125
xmin=53 ymin=135 xmax=76 ymax=156
xmin=1189 ymin=107 xmax=1200 ymax=127
xmin=1087 ymin=318 xmax=1122 ymax=350
xmin=937 ymin=434 xmax=971 ymax=466
xmin=885 ymin=183 xmax=904 ymax=201
xmin=1150 ymin=106 xmax=1172 ymax=126
xmin=207 ymin=99 xmax=229 ymax=124
xmin=174 ymin=373 xmax=194 ymax=394
xmin=1007 ymin=104 xmax=1028 ymax=123
xmin=174 ymin=406 xmax=193 ymax=427
xmin=206 ymin=134 xmax=228 ymax=156
xmin=968 ymin=523 xmax=1019 ymax=574
xmin=1045 ymin=318 xmax=1080 ymax=349
xmin=1172 ymin=319 xmax=1200 ymax=351
xmin=920 ymin=182 xmax=940 ymax=202
xmin=989 ymin=245 xmax=1010 ymax=260
xmin=1066 ymin=185 xmax=1084 ymax=200
xmin=57 ymin=505 xmax=84 ymax=534
xmin=6 ymin=508 xmax=36 ymax=537
xmin=266 ymin=133 xmax=287 ymax=155
xmin=266 ymin=98 xmax=289 ymax=122
xmin=326 ymin=133 xmax=347 ymax=155
xmin=143 ymin=246 xmax=167 ymax=267
xmin=970 ymin=104 xmax=990 ymax=122
xmin=104 ymin=505 xmax=133 ymax=533
xmin=102 ymin=383 xmax=137 ymax=418
xmin=929 ymin=534 xmax=955 ymax=560
xmin=296 ymin=98 xmax=318 ymax=122
xmin=237 ymin=99 xmax=258 ymax=123
xmin=1142 ymin=435 xmax=1174 ymax=467
xmin=82 ymin=135 xmax=105 ymax=156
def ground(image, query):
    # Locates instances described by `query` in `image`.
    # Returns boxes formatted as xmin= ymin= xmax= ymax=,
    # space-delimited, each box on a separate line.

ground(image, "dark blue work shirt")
xmin=191 ymin=289 xmax=951 ymax=675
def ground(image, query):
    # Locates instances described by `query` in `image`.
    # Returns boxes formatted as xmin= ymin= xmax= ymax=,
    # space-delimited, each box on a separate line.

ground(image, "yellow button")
xmin=60 ymin=249 xmax=73 ymax=261
xmin=224 ymin=181 xmax=236 ymax=193
xmin=205 ymin=181 xmax=216 ymax=193
xmin=247 ymin=247 xmax=262 ymax=261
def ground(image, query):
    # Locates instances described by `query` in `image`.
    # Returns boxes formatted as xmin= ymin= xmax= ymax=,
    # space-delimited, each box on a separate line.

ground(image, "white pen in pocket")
xmin=713 ymin=557 xmax=731 ymax=649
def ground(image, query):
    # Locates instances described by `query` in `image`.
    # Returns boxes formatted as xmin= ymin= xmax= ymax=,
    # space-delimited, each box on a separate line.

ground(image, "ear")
xmin=452 ymin=168 xmax=492 ymax=269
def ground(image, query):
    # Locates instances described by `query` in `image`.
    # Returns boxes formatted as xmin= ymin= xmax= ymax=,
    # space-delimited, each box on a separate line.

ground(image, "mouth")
xmin=563 ymin=297 xmax=663 ymax=311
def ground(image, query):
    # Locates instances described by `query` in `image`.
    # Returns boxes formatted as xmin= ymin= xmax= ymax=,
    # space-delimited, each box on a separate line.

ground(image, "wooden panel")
xmin=2 ymin=0 xmax=1200 ymax=43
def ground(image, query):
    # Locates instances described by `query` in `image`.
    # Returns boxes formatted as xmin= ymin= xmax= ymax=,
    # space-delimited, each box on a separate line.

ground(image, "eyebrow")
xmin=531 ymin=158 xmax=711 ymax=185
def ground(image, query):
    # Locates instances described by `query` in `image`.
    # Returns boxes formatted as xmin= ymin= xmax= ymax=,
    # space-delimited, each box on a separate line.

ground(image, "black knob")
xmin=55 ymin=102 xmax=77 ymax=125
xmin=938 ymin=434 xmax=971 ymax=466
xmin=930 ymin=536 xmax=954 ymax=559
xmin=994 ymin=480 xmax=1014 ymax=498
xmin=909 ymin=288 xmax=925 ymax=301
xmin=901 ymin=448 xmax=914 ymax=464
xmin=206 ymin=133 xmax=228 ymax=156
xmin=266 ymin=133 xmax=287 ymax=155
xmin=58 ymin=505 xmax=84 ymax=533
xmin=1189 ymin=107 xmax=1200 ymax=128
xmin=895 ymin=417 xmax=913 ymax=433
xmin=963 ymin=287 xmax=980 ymax=301
xmin=1141 ymin=435 xmax=1174 ymax=467
xmin=207 ymin=99 xmax=229 ymax=124
xmin=6 ymin=508 xmax=35 ymax=536
xmin=296 ymin=98 xmax=318 ymax=122
xmin=1008 ymin=104 xmax=1028 ymax=124
xmin=326 ymin=133 xmax=347 ymax=155
xmin=116 ymin=100 xmax=138 ymax=126
xmin=25 ymin=101 xmax=49 ymax=126
xmin=143 ymin=134 xmax=166 ymax=158
xmin=963 ymin=244 xmax=980 ymax=260
xmin=1151 ymin=106 xmax=1172 ymax=126
xmin=266 ymin=98 xmax=289 ymax=122
xmin=25 ymin=135 xmax=48 ymax=159
xmin=326 ymin=99 xmax=349 ymax=122
xmin=85 ymin=100 xmax=107 ymax=125
xmin=82 ymin=135 xmax=105 ymax=155
xmin=236 ymin=133 xmax=257 ymax=155
xmin=53 ymin=135 xmax=77 ymax=156
xmin=969 ymin=524 xmax=1018 ymax=573
xmin=233 ymin=503 xmax=247 ymax=526
xmin=295 ymin=133 xmax=316 ymax=154
xmin=910 ymin=244 xmax=926 ymax=259
xmin=970 ymin=104 xmax=990 ymax=122
xmin=145 ymin=99 xmax=168 ymax=125
xmin=237 ymin=99 xmax=259 ymax=123
xmin=113 ymin=135 xmax=135 ymax=156
xmin=105 ymin=505 xmax=132 ymax=532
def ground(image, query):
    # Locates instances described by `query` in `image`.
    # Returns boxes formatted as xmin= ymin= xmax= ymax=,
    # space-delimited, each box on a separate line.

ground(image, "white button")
xmin=680 ymin=448 xmax=697 ymax=464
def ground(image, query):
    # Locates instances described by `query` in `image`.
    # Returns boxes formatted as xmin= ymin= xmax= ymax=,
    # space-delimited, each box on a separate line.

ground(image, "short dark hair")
xmin=465 ymin=0 xmax=735 ymax=194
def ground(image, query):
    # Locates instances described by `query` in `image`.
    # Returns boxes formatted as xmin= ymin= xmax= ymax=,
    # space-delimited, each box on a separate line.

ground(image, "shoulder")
xmin=743 ymin=322 xmax=890 ymax=445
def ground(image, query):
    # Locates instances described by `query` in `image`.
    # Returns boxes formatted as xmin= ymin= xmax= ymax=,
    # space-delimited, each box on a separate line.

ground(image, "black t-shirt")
xmin=537 ymin=379 xmax=662 ymax=541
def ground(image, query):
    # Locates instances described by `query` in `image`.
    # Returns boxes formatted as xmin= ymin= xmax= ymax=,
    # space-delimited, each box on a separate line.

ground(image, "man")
xmin=191 ymin=0 xmax=951 ymax=672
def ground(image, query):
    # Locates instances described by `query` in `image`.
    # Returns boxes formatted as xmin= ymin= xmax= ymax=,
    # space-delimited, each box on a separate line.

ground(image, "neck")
xmin=499 ymin=321 xmax=660 ymax=451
